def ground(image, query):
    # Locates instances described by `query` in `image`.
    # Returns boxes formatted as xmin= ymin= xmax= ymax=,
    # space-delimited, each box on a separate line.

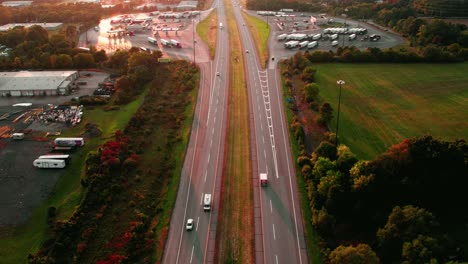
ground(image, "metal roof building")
xmin=0 ymin=71 xmax=79 ymax=97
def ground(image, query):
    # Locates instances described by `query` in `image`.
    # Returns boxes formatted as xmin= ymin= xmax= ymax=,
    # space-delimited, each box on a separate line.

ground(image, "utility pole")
xmin=192 ymin=18 xmax=196 ymax=64
xmin=335 ymin=80 xmax=345 ymax=147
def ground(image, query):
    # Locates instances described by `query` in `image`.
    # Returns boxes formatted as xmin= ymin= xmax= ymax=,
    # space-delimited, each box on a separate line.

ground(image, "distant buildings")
xmin=177 ymin=1 xmax=198 ymax=10
xmin=0 ymin=71 xmax=79 ymax=96
xmin=0 ymin=23 xmax=63 ymax=32
xmin=1 ymin=1 xmax=33 ymax=7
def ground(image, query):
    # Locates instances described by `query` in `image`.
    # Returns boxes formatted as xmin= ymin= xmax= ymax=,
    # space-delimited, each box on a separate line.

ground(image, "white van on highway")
xmin=203 ymin=194 xmax=212 ymax=211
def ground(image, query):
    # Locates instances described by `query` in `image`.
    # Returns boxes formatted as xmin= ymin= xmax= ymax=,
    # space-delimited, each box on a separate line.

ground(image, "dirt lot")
xmin=0 ymin=70 xmax=108 ymax=225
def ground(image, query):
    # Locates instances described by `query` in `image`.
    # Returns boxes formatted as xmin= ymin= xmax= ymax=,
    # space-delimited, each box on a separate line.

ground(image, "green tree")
xmin=318 ymin=102 xmax=333 ymax=125
xmin=93 ymin=49 xmax=108 ymax=64
xmin=402 ymin=235 xmax=442 ymax=264
xmin=329 ymin=244 xmax=380 ymax=264
xmin=377 ymin=205 xmax=438 ymax=261
xmin=26 ymin=25 xmax=49 ymax=45
xmin=312 ymin=141 xmax=337 ymax=163
xmin=336 ymin=145 xmax=358 ymax=174
xmin=56 ymin=54 xmax=73 ymax=68
xmin=107 ymin=50 xmax=129 ymax=74
xmin=302 ymin=83 xmax=319 ymax=103
xmin=301 ymin=66 xmax=317 ymax=83
xmin=312 ymin=207 xmax=335 ymax=237
xmin=73 ymin=53 xmax=94 ymax=68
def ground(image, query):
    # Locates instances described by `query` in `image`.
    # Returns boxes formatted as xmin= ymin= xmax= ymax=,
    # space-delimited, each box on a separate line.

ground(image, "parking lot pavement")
xmin=252 ymin=11 xmax=405 ymax=63
xmin=79 ymin=11 xmax=213 ymax=63
xmin=0 ymin=70 xmax=109 ymax=226
xmin=0 ymin=139 xmax=62 ymax=225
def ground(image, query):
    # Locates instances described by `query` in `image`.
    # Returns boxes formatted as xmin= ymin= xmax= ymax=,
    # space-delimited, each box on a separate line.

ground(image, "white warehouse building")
xmin=0 ymin=71 xmax=79 ymax=97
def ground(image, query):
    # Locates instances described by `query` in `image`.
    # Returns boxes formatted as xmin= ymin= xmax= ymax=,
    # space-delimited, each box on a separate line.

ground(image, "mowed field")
xmin=315 ymin=63 xmax=468 ymax=159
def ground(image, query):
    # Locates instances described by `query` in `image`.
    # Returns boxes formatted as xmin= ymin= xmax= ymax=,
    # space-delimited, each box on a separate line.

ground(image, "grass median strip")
xmin=215 ymin=0 xmax=254 ymax=263
xmin=242 ymin=11 xmax=270 ymax=69
xmin=197 ymin=10 xmax=218 ymax=60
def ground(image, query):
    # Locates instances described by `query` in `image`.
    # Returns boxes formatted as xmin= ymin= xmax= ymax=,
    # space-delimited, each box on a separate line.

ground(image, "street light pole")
xmin=335 ymin=80 xmax=345 ymax=146
xmin=192 ymin=18 xmax=196 ymax=64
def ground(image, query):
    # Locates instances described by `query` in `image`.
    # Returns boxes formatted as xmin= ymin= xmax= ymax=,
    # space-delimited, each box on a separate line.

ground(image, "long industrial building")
xmin=0 ymin=71 xmax=79 ymax=96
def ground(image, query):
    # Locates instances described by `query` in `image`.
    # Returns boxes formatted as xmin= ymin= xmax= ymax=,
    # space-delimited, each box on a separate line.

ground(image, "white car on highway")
xmin=186 ymin=218 xmax=194 ymax=231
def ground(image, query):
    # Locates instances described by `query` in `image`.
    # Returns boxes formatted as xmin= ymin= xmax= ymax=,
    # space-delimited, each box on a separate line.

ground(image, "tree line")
xmin=0 ymin=25 xmax=108 ymax=69
xmin=327 ymin=0 xmax=468 ymax=52
xmin=280 ymin=54 xmax=468 ymax=263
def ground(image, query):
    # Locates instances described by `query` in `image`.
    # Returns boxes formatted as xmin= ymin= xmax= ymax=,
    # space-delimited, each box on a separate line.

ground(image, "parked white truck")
xmin=307 ymin=41 xmax=318 ymax=49
xmin=33 ymin=159 xmax=66 ymax=169
xmin=160 ymin=39 xmax=170 ymax=46
xmin=170 ymin=39 xmax=182 ymax=48
xmin=277 ymin=33 xmax=288 ymax=41
xmin=284 ymin=40 xmax=299 ymax=49
xmin=54 ymin=137 xmax=84 ymax=147
xmin=299 ymin=40 xmax=309 ymax=49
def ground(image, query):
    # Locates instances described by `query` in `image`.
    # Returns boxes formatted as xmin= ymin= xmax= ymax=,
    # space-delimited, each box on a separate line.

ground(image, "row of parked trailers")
xmin=33 ymin=138 xmax=85 ymax=169
xmin=278 ymin=30 xmax=366 ymax=42
xmin=323 ymin=27 xmax=367 ymax=35
xmin=284 ymin=40 xmax=319 ymax=49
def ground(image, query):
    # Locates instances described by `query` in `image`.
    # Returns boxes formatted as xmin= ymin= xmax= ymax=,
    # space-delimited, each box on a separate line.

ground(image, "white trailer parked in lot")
xmin=33 ymin=159 xmax=66 ymax=169
xmin=38 ymin=155 xmax=71 ymax=164
xmin=284 ymin=40 xmax=299 ymax=49
xmin=311 ymin=34 xmax=321 ymax=40
xmin=286 ymin=33 xmax=307 ymax=41
xmin=148 ymin=37 xmax=158 ymax=45
xmin=160 ymin=39 xmax=171 ymax=46
xmin=331 ymin=40 xmax=339 ymax=46
xmin=349 ymin=34 xmax=357 ymax=40
xmin=330 ymin=34 xmax=339 ymax=40
xmin=170 ymin=39 xmax=181 ymax=48
xmin=54 ymin=137 xmax=84 ymax=147
xmin=277 ymin=33 xmax=288 ymax=41
xmin=307 ymin=41 xmax=318 ymax=49
xmin=299 ymin=40 xmax=309 ymax=49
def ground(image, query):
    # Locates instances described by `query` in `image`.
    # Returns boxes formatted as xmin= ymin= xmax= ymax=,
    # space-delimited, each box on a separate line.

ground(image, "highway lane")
xmin=162 ymin=0 xmax=229 ymax=263
xmin=231 ymin=1 xmax=309 ymax=263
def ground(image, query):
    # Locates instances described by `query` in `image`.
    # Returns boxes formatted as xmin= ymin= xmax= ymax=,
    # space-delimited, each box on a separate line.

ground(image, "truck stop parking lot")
xmin=0 ymin=71 xmax=108 ymax=225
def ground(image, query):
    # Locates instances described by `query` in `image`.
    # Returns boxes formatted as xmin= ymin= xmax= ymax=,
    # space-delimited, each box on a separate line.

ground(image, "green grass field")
xmin=315 ymin=63 xmax=468 ymax=160
xmin=0 ymin=92 xmax=145 ymax=263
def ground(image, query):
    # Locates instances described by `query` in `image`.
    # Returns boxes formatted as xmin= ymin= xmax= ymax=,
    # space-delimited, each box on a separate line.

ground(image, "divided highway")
xmin=231 ymin=1 xmax=309 ymax=263
xmin=162 ymin=0 xmax=229 ymax=263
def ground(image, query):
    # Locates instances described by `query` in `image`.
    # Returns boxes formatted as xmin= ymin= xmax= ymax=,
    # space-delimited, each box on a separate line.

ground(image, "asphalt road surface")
xmin=232 ymin=1 xmax=309 ymax=264
xmin=162 ymin=0 xmax=229 ymax=263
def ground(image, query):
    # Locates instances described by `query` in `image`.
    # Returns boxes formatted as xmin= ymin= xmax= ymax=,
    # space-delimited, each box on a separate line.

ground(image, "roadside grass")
xmin=315 ymin=63 xmax=468 ymax=159
xmin=197 ymin=10 xmax=218 ymax=59
xmin=215 ymin=0 xmax=254 ymax=263
xmin=242 ymin=11 xmax=270 ymax=68
xmin=280 ymin=64 xmax=323 ymax=263
xmin=153 ymin=73 xmax=200 ymax=262
xmin=0 ymin=92 xmax=145 ymax=263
